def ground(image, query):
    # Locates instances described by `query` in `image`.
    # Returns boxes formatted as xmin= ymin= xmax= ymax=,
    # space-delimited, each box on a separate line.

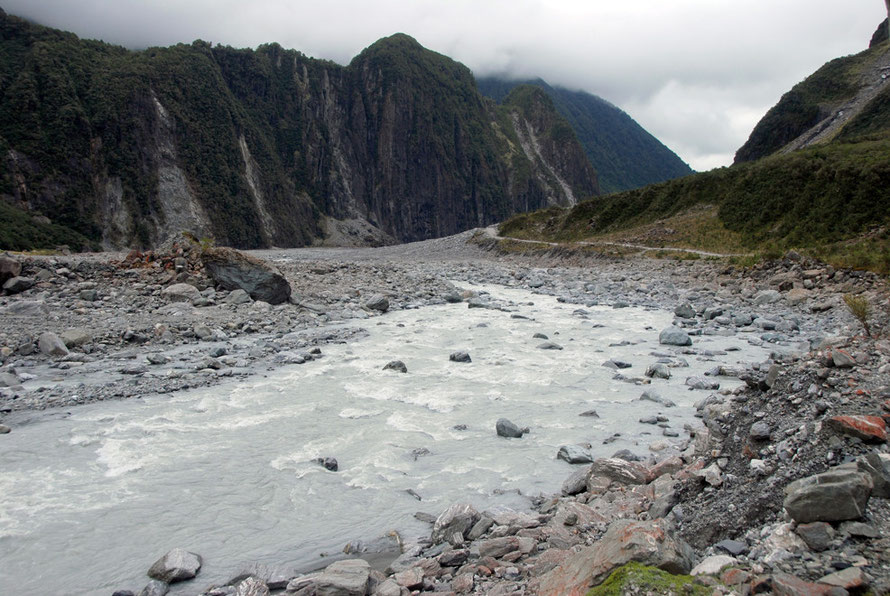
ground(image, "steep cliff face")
xmin=0 ymin=14 xmax=598 ymax=250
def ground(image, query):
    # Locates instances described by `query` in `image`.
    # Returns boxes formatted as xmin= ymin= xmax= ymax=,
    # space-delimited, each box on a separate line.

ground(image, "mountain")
xmin=477 ymin=77 xmax=693 ymax=194
xmin=0 ymin=11 xmax=597 ymax=250
xmin=499 ymin=26 xmax=890 ymax=272
xmin=735 ymin=21 xmax=890 ymax=163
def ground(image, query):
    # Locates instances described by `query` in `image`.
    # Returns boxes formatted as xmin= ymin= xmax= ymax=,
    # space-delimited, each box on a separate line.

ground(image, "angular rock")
xmin=0 ymin=253 xmax=22 ymax=285
xmin=201 ymin=247 xmax=291 ymax=305
xmin=373 ymin=578 xmax=402 ymax=596
xmin=430 ymin=503 xmax=480 ymax=545
xmin=3 ymin=276 xmax=34 ymax=294
xmin=749 ymin=421 xmax=772 ymax=441
xmin=795 ymin=521 xmax=834 ymax=552
xmin=783 ymin=469 xmax=873 ymax=523
xmin=2 ymin=300 xmax=48 ymax=316
xmin=772 ymin=572 xmax=847 ymax=596
xmin=496 ymin=418 xmax=524 ymax=438
xmin=383 ymin=360 xmax=407 ymax=373
xmin=147 ymin=548 xmax=202 ymax=583
xmin=315 ymin=559 xmax=370 ymax=596
xmin=685 ymin=376 xmax=719 ymax=390
xmin=674 ymin=303 xmax=696 ymax=319
xmin=645 ymin=363 xmax=671 ymax=379
xmin=831 ymin=349 xmax=856 ymax=369
xmin=393 ymin=567 xmax=423 ymax=589
xmin=557 ymin=444 xmax=593 ymax=464
xmin=659 ymin=326 xmax=692 ymax=346
xmin=137 ymin=580 xmax=169 ymax=596
xmin=363 ymin=294 xmax=389 ymax=312
xmin=561 ymin=466 xmax=590 ymax=496
xmin=818 ymin=566 xmax=868 ymax=591
xmin=437 ymin=548 xmax=469 ymax=567
xmin=827 ymin=416 xmax=887 ymax=443
xmin=225 ymin=289 xmax=252 ymax=305
xmin=161 ymin=283 xmax=201 ymax=302
xmin=753 ymin=290 xmax=781 ymax=305
xmin=638 ymin=390 xmax=676 ymax=408
xmin=857 ymin=452 xmax=890 ymax=497
xmin=533 ymin=519 xmax=695 ymax=595
xmin=60 ymin=328 xmax=92 ymax=348
xmin=537 ymin=341 xmax=563 ymax=350
xmin=38 ymin=332 xmax=69 ymax=357
xmin=691 ymin=555 xmax=737 ymax=576
xmin=477 ymin=536 xmax=536 ymax=559
xmin=449 ymin=350 xmax=471 ymax=363
xmin=232 ymin=576 xmax=270 ymax=596
xmin=589 ymin=458 xmax=648 ymax=485
xmin=714 ymin=539 xmax=747 ymax=556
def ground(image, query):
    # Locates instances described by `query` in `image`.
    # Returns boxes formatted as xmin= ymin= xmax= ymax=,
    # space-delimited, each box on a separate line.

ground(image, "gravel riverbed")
xmin=1 ymin=230 xmax=889 ymax=595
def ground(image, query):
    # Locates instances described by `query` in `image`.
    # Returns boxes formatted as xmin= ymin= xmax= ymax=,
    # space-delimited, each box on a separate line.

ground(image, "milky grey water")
xmin=0 ymin=283 xmax=773 ymax=595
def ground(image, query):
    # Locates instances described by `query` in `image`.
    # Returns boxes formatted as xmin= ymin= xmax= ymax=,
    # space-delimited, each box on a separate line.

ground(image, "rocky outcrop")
xmin=200 ymin=247 xmax=291 ymax=305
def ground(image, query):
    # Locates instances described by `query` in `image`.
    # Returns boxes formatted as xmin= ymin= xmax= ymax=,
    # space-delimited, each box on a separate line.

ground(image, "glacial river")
xmin=0 ymin=283 xmax=775 ymax=595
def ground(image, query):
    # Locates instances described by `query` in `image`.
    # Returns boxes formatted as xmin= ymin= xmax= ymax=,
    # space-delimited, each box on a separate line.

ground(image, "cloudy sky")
xmin=4 ymin=1 xmax=886 ymax=170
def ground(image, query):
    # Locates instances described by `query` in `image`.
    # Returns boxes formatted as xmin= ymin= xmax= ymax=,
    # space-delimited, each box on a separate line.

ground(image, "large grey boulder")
xmin=783 ymin=469 xmax=873 ymax=523
xmin=430 ymin=503 xmax=480 ymax=545
xmin=314 ymin=559 xmax=370 ymax=596
xmin=533 ymin=519 xmax=695 ymax=594
xmin=0 ymin=253 xmax=22 ymax=285
xmin=3 ymin=276 xmax=34 ymax=294
xmin=161 ymin=284 xmax=201 ymax=302
xmin=658 ymin=326 xmax=692 ymax=346
xmin=201 ymin=247 xmax=291 ymax=305
xmin=147 ymin=548 xmax=203 ymax=583
xmin=38 ymin=332 xmax=69 ymax=357
xmin=496 ymin=418 xmax=525 ymax=438
xmin=674 ymin=303 xmax=696 ymax=319
xmin=557 ymin=444 xmax=594 ymax=464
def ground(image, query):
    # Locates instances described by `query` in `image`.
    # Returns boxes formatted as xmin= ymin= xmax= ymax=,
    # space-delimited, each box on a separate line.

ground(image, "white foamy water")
xmin=0 ymin=283 xmax=774 ymax=595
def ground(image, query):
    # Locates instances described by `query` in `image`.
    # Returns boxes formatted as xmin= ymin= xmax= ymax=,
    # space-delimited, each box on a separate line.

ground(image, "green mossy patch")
xmin=586 ymin=562 xmax=712 ymax=596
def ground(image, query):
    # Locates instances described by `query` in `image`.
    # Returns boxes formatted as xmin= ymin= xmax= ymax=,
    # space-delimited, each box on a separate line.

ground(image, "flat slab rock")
xmin=827 ymin=415 xmax=887 ymax=443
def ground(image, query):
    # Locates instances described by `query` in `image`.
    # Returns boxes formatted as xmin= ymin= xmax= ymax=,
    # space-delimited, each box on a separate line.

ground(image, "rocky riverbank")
xmin=2 ymin=232 xmax=889 ymax=595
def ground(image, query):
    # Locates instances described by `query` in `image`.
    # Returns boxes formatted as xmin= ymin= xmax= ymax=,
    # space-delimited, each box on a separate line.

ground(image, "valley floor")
xmin=1 ymin=231 xmax=889 ymax=595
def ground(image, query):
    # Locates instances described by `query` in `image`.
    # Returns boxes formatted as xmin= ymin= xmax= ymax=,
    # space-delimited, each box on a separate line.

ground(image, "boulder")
xmin=858 ymin=452 xmax=890 ymax=497
xmin=827 ymin=416 xmax=887 ymax=443
xmin=383 ymin=360 xmax=407 ymax=373
xmin=753 ymin=290 xmax=781 ymax=305
xmin=3 ymin=276 xmax=34 ymax=294
xmin=658 ymin=326 xmax=692 ymax=346
xmin=795 ymin=521 xmax=834 ymax=552
xmin=638 ymin=390 xmax=676 ymax=407
xmin=783 ymin=469 xmax=873 ymax=523
xmin=533 ymin=519 xmax=695 ymax=595
xmin=674 ymin=303 xmax=696 ymax=319
xmin=691 ymin=555 xmax=737 ymax=576
xmin=0 ymin=253 xmax=22 ymax=285
xmin=232 ymin=576 xmax=270 ymax=596
xmin=60 ymin=328 xmax=92 ymax=348
xmin=496 ymin=418 xmax=524 ymax=438
xmin=225 ymin=289 xmax=252 ymax=305
xmin=38 ymin=332 xmax=69 ymax=357
xmin=561 ymin=466 xmax=591 ymax=496
xmin=589 ymin=458 xmax=649 ymax=485
xmin=315 ymin=559 xmax=370 ymax=596
xmin=449 ymin=350 xmax=471 ymax=363
xmin=749 ymin=421 xmax=772 ymax=441
xmin=557 ymin=445 xmax=593 ymax=464
xmin=161 ymin=283 xmax=201 ymax=302
xmin=477 ymin=536 xmax=536 ymax=559
xmin=137 ymin=580 xmax=169 ymax=596
xmin=201 ymin=247 xmax=291 ymax=305
xmin=147 ymin=548 xmax=202 ymax=583
xmin=430 ymin=503 xmax=480 ymax=545
xmin=363 ymin=294 xmax=389 ymax=312
xmin=771 ymin=572 xmax=847 ymax=596
xmin=2 ymin=300 xmax=48 ymax=316
xmin=645 ymin=363 xmax=671 ymax=379
xmin=685 ymin=376 xmax=719 ymax=390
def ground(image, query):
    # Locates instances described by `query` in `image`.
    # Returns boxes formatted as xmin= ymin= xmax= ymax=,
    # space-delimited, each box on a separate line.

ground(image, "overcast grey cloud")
xmin=3 ymin=0 xmax=886 ymax=170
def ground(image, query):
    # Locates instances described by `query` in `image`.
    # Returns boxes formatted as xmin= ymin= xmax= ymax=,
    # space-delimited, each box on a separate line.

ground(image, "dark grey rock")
xmin=857 ymin=452 xmax=890 ymax=498
xmin=449 ymin=350 xmax=471 ymax=363
xmin=645 ymin=363 xmax=671 ymax=379
xmin=685 ymin=376 xmax=719 ymax=390
xmin=496 ymin=418 xmax=524 ymax=438
xmin=0 ymin=253 xmax=22 ymax=285
xmin=749 ymin=421 xmax=772 ymax=441
xmin=225 ymin=289 xmax=252 ymax=305
xmin=579 ymin=409 xmax=600 ymax=417
xmin=201 ymin=247 xmax=291 ymax=305
xmin=795 ymin=522 xmax=834 ymax=552
xmin=383 ymin=360 xmax=408 ymax=373
xmin=839 ymin=521 xmax=879 ymax=538
xmin=714 ymin=539 xmax=748 ymax=556
xmin=431 ymin=503 xmax=480 ymax=545
xmin=674 ymin=303 xmax=696 ymax=319
xmin=3 ymin=276 xmax=34 ymax=294
xmin=137 ymin=580 xmax=169 ymax=596
xmin=317 ymin=457 xmax=339 ymax=472
xmin=147 ymin=548 xmax=202 ymax=583
xmin=783 ymin=469 xmax=873 ymax=523
xmin=561 ymin=466 xmax=590 ymax=496
xmin=532 ymin=332 xmax=549 ymax=340
xmin=638 ymin=390 xmax=676 ymax=407
xmin=537 ymin=341 xmax=563 ymax=350
xmin=557 ymin=444 xmax=593 ymax=464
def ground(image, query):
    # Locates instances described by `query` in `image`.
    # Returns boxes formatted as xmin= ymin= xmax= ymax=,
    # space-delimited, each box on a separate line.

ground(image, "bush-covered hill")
xmin=477 ymin=77 xmax=693 ymax=194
